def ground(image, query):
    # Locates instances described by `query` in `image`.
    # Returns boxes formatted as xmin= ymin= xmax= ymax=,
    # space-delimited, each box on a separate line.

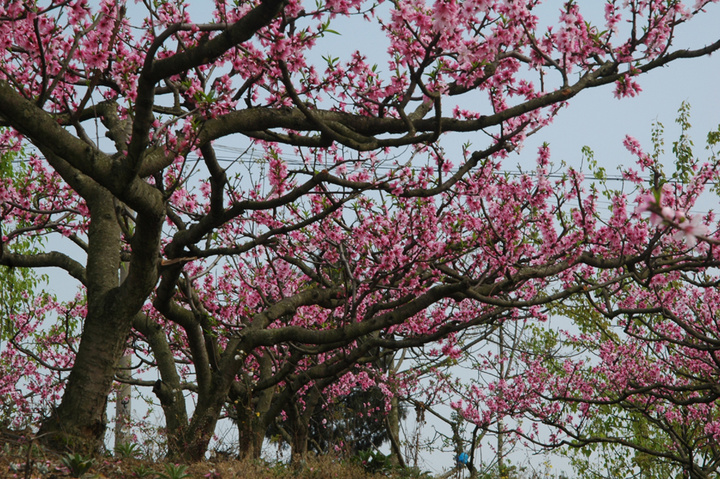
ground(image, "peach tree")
xmin=1 ymin=0 xmax=719 ymax=461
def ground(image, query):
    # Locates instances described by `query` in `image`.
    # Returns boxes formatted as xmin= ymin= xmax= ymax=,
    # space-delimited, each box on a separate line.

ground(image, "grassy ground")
xmin=0 ymin=434 xmax=439 ymax=479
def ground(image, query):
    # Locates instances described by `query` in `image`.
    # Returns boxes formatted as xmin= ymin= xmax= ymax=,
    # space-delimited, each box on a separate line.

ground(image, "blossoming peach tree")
xmin=1 ymin=0 xmax=719 ymax=463
xmin=418 ymin=108 xmax=720 ymax=477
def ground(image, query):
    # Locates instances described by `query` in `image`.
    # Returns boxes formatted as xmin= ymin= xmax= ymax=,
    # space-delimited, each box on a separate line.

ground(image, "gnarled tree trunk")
xmin=39 ymin=193 xmax=127 ymax=452
xmin=38 ymin=187 xmax=163 ymax=452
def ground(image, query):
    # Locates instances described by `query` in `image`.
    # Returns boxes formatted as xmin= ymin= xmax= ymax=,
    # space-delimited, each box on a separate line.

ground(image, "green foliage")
xmin=0 ymin=145 xmax=58 ymax=430
xmin=707 ymin=123 xmax=720 ymax=151
xmin=394 ymin=466 xmax=434 ymax=479
xmin=650 ymin=118 xmax=665 ymax=165
xmin=115 ymin=441 xmax=141 ymax=459
xmin=158 ymin=463 xmax=191 ymax=479
xmin=0 ymin=265 xmax=43 ymax=341
xmin=131 ymin=464 xmax=156 ymax=478
xmin=473 ymin=458 xmax=565 ymax=479
xmin=671 ymin=101 xmax=694 ymax=183
xmin=350 ymin=449 xmax=432 ymax=478
xmin=544 ymin=293 xmax=690 ymax=478
xmin=266 ymin=384 xmax=403 ymax=456
xmin=61 ymin=453 xmax=94 ymax=477
xmin=646 ymin=102 xmax=707 ymax=193
xmin=581 ymin=101 xmax=706 ymax=210
xmin=0 ymin=145 xmax=50 ymax=339
xmin=564 ymin=432 xmax=681 ymax=479
xmin=354 ymin=449 xmax=394 ymax=474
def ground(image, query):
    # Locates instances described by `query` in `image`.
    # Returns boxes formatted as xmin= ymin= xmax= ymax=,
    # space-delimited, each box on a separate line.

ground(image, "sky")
xmin=523 ymin=3 xmax=720 ymax=183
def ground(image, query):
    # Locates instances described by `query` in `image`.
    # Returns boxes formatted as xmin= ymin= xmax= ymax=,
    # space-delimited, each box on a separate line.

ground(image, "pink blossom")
xmin=676 ymin=214 xmax=709 ymax=247
xmin=614 ymin=73 xmax=643 ymax=99
xmin=432 ymin=0 xmax=459 ymax=33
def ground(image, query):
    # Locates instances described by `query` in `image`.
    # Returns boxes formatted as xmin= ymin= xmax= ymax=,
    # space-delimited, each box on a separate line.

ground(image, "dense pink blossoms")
xmin=1 ymin=0 xmax=720 ymax=468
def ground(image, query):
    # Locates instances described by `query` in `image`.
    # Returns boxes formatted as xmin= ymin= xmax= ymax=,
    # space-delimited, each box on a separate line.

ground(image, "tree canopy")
xmin=1 ymin=0 xmax=720 ymax=471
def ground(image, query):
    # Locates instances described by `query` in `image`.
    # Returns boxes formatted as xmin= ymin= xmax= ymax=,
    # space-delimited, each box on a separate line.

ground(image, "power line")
xmin=7 ymin=142 xmax=720 ymax=187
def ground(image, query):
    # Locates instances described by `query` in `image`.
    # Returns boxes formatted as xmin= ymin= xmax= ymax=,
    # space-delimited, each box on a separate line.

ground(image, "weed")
xmin=61 ymin=452 xmax=94 ymax=477
xmin=158 ymin=463 xmax=191 ymax=479
xmin=115 ymin=442 xmax=141 ymax=459
xmin=132 ymin=463 xmax=157 ymax=478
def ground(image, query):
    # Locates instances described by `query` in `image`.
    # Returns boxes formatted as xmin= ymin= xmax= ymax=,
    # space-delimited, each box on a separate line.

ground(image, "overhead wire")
xmin=8 ymin=142 xmax=720 ymax=187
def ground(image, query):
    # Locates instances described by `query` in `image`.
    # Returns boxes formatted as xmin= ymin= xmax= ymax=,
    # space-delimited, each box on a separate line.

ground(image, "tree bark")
xmin=387 ymin=396 xmax=406 ymax=467
xmin=236 ymin=405 xmax=265 ymax=461
xmin=232 ymin=373 xmax=276 ymax=461
xmin=290 ymin=388 xmax=320 ymax=460
xmin=115 ymin=264 xmax=132 ymax=450
xmin=37 ymin=187 xmax=163 ymax=453
xmin=135 ymin=312 xmax=189 ymax=460
xmin=39 ymin=192 xmax=126 ymax=452
xmin=181 ymin=397 xmax=224 ymax=462
xmin=39 ymin=313 xmax=131 ymax=452
xmin=114 ymin=354 xmax=133 ymax=449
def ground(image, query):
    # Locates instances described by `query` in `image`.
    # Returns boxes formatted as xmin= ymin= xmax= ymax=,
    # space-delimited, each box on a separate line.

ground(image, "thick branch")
xmin=0 ymin=250 xmax=86 ymax=284
xmin=126 ymin=0 xmax=286 ymax=176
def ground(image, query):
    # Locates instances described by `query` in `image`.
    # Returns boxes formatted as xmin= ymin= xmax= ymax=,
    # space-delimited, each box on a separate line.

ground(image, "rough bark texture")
xmin=387 ymin=396 xmax=404 ymax=467
xmin=39 ymin=192 xmax=124 ymax=451
xmin=235 ymin=404 xmax=266 ymax=461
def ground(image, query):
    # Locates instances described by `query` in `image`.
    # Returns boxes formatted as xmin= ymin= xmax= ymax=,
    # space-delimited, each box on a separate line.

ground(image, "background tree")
xmin=0 ymin=145 xmax=70 ymax=432
xmin=1 ymin=0 xmax=720 ymax=463
xmin=444 ymin=108 xmax=720 ymax=478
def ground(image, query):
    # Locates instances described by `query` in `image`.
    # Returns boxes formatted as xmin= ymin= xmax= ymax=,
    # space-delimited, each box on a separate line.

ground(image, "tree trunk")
xmin=387 ymin=396 xmax=406 ymax=467
xmin=38 ymin=192 xmax=156 ymax=454
xmin=233 ymin=380 xmax=277 ymax=461
xmin=115 ymin=264 xmax=132 ymax=450
xmin=181 ymin=374 xmax=262 ymax=462
xmin=181 ymin=399 xmax=224 ymax=462
xmin=291 ymin=417 xmax=309 ymax=459
xmin=39 ymin=194 xmax=125 ymax=451
xmin=133 ymin=311 xmax=189 ymax=460
xmin=115 ymin=354 xmax=133 ymax=449
xmin=236 ymin=402 xmax=265 ymax=460
xmin=39 ymin=311 xmax=131 ymax=452
xmin=290 ymin=388 xmax=320 ymax=459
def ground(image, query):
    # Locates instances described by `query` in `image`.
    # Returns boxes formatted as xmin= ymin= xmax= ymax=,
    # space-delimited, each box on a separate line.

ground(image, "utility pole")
xmin=115 ymin=262 xmax=132 ymax=450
